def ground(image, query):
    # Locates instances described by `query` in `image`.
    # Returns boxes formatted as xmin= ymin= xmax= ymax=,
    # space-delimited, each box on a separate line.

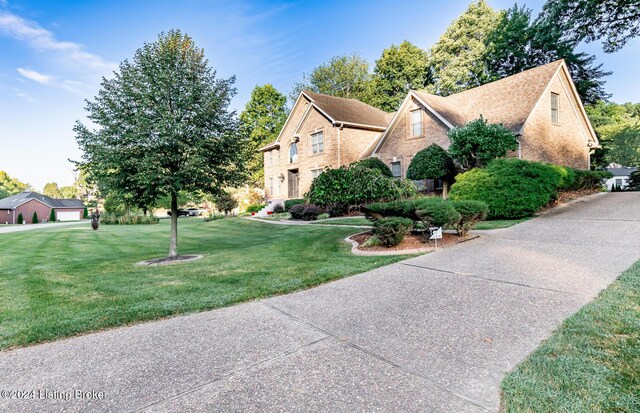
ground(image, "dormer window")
xmin=289 ymin=142 xmax=298 ymax=163
xmin=411 ymin=109 xmax=423 ymax=137
xmin=551 ymin=93 xmax=559 ymax=124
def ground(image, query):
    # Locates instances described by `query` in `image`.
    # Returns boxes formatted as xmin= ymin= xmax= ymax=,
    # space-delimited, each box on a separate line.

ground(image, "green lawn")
xmin=501 ymin=260 xmax=640 ymax=412
xmin=473 ymin=217 xmax=532 ymax=230
xmin=0 ymin=218 xmax=407 ymax=349
xmin=314 ymin=217 xmax=372 ymax=226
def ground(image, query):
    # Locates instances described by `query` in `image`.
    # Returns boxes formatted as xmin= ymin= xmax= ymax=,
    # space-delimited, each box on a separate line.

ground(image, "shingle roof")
xmin=607 ymin=167 xmax=637 ymax=176
xmin=414 ymin=60 xmax=564 ymax=133
xmin=303 ymin=91 xmax=391 ymax=129
xmin=0 ymin=191 xmax=84 ymax=209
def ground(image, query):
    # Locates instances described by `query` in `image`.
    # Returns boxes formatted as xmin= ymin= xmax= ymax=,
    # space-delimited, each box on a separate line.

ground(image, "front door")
xmin=288 ymin=170 xmax=299 ymax=198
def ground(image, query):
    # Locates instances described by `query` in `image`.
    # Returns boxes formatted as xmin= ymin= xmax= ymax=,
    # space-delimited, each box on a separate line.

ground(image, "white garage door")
xmin=56 ymin=210 xmax=80 ymax=221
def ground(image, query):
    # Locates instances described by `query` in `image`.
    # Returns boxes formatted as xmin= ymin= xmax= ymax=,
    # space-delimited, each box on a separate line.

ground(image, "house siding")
xmin=375 ymin=97 xmax=450 ymax=177
xmin=520 ymin=70 xmax=591 ymax=169
xmin=1 ymin=209 xmax=14 ymax=225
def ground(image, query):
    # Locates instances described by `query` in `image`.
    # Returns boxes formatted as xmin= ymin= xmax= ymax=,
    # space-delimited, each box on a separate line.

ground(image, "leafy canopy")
xmin=406 ymin=144 xmax=454 ymax=180
xmin=586 ymin=101 xmax=640 ymax=167
xmin=239 ymin=84 xmax=287 ymax=185
xmin=447 ymin=117 xmax=519 ymax=169
xmin=369 ymin=41 xmax=430 ymax=111
xmin=354 ymin=158 xmax=393 ymax=177
xmin=0 ymin=171 xmax=28 ymax=199
xmin=43 ymin=182 xmax=62 ymax=198
xmin=74 ymin=30 xmax=245 ymax=256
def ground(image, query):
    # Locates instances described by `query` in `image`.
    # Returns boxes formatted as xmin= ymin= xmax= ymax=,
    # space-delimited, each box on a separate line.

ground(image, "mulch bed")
xmin=137 ymin=255 xmax=203 ymax=266
xmin=353 ymin=231 xmax=475 ymax=252
xmin=539 ymin=188 xmax=601 ymax=214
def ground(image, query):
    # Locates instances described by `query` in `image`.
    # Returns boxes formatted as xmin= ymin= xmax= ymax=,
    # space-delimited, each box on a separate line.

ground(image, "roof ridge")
xmin=303 ymin=90 xmax=389 ymax=114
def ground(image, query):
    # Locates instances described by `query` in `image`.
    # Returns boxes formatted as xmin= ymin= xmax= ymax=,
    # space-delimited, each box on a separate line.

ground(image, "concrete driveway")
xmin=1 ymin=193 xmax=638 ymax=412
xmin=0 ymin=221 xmax=85 ymax=234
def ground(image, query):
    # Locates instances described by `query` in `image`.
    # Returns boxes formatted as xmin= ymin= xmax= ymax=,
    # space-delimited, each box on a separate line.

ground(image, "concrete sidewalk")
xmin=1 ymin=193 xmax=638 ymax=412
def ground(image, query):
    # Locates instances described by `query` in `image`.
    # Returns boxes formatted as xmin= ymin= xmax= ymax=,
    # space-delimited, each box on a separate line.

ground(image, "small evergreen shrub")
xmin=415 ymin=198 xmax=461 ymax=228
xmin=203 ymin=213 xmax=225 ymax=222
xmin=289 ymin=204 xmax=306 ymax=219
xmin=317 ymin=213 xmax=330 ymax=220
xmin=450 ymin=200 xmax=489 ymax=236
xmin=32 ymin=212 xmax=39 ymax=224
xmin=406 ymin=144 xmax=455 ymax=182
xmin=83 ymin=206 xmax=89 ymax=219
xmin=246 ymin=204 xmax=264 ymax=213
xmin=362 ymin=235 xmax=382 ymax=247
xmin=372 ymin=217 xmax=413 ymax=247
xmin=49 ymin=209 xmax=56 ymax=222
xmin=302 ymin=205 xmax=322 ymax=221
xmin=365 ymin=197 xmax=459 ymax=227
xmin=353 ymin=158 xmax=393 ymax=177
xmin=272 ymin=204 xmax=285 ymax=214
xmin=17 ymin=213 xmax=23 ymax=224
xmin=284 ymin=199 xmax=305 ymax=211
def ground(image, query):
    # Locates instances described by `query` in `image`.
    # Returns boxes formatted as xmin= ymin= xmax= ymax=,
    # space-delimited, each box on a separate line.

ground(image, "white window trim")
xmin=310 ymin=131 xmax=324 ymax=155
xmin=410 ymin=109 xmax=423 ymax=138
xmin=551 ymin=92 xmax=560 ymax=125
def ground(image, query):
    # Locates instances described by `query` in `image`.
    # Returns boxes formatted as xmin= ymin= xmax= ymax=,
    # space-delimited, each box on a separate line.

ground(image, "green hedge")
xmin=365 ymin=197 xmax=462 ymax=228
xmin=449 ymin=159 xmax=610 ymax=219
xmin=100 ymin=213 xmax=159 ymax=225
xmin=284 ymin=199 xmax=305 ymax=211
xmin=246 ymin=204 xmax=264 ymax=213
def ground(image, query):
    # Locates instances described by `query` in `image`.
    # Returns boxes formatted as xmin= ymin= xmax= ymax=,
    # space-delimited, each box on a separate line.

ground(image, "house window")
xmin=268 ymin=151 xmax=273 ymax=166
xmin=311 ymin=131 xmax=324 ymax=155
xmin=391 ymin=161 xmax=402 ymax=178
xmin=311 ymin=168 xmax=323 ymax=180
xmin=551 ymin=93 xmax=559 ymax=124
xmin=411 ymin=109 xmax=423 ymax=137
xmin=615 ymin=178 xmax=623 ymax=187
xmin=289 ymin=143 xmax=298 ymax=163
xmin=269 ymin=177 xmax=274 ymax=195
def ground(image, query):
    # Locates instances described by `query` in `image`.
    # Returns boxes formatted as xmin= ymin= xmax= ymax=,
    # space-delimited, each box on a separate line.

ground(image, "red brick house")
xmin=0 ymin=191 xmax=85 ymax=224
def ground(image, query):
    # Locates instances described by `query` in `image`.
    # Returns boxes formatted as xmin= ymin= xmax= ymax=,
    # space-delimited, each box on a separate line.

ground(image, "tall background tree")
xmin=42 ymin=182 xmax=62 ymax=198
xmin=0 ymin=171 xmax=28 ymax=199
xmin=586 ymin=101 xmax=640 ymax=167
xmin=75 ymin=30 xmax=245 ymax=257
xmin=240 ymin=84 xmax=287 ymax=185
xmin=428 ymin=0 xmax=502 ymax=96
xmin=539 ymin=0 xmax=640 ymax=53
xmin=369 ymin=41 xmax=431 ymax=111
xmin=289 ymin=54 xmax=372 ymax=103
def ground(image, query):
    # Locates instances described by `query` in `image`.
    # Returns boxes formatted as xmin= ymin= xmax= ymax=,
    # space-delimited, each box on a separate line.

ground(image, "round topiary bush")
xmin=354 ymin=158 xmax=393 ymax=177
xmin=415 ymin=197 xmax=461 ymax=228
xmin=372 ymin=217 xmax=413 ymax=247
xmin=289 ymin=204 xmax=305 ymax=220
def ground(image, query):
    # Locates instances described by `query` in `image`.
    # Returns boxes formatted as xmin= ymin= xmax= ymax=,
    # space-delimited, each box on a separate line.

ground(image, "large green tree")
xmin=240 ymin=84 xmax=287 ymax=186
xmin=539 ymin=0 xmax=640 ymax=53
xmin=289 ymin=54 xmax=372 ymax=102
xmin=369 ymin=41 xmax=431 ymax=111
xmin=0 ymin=171 xmax=28 ymax=199
xmin=75 ymin=30 xmax=245 ymax=257
xmin=586 ymin=101 xmax=640 ymax=167
xmin=43 ymin=182 xmax=62 ymax=198
xmin=448 ymin=117 xmax=519 ymax=169
xmin=484 ymin=4 xmax=610 ymax=104
xmin=428 ymin=0 xmax=502 ymax=96
xmin=59 ymin=186 xmax=78 ymax=199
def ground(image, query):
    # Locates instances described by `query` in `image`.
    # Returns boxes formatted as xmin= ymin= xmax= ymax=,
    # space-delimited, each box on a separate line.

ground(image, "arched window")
xmin=289 ymin=142 xmax=298 ymax=163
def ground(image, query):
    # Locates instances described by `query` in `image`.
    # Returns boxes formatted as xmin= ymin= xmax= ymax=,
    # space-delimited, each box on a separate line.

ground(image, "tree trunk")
xmin=169 ymin=192 xmax=178 ymax=257
xmin=442 ymin=181 xmax=449 ymax=199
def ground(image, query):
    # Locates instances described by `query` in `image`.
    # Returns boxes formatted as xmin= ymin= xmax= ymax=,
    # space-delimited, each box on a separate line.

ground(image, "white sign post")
xmin=429 ymin=227 xmax=443 ymax=250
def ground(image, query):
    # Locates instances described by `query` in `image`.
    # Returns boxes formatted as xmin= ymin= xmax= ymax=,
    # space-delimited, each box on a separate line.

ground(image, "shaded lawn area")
xmin=0 ymin=218 xmax=407 ymax=349
xmin=314 ymin=217 xmax=372 ymax=226
xmin=473 ymin=217 xmax=532 ymax=230
xmin=501 ymin=260 xmax=640 ymax=412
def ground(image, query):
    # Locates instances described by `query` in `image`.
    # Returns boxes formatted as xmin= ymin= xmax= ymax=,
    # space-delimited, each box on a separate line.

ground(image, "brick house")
xmin=261 ymin=59 xmax=599 ymax=201
xmin=259 ymin=91 xmax=392 ymax=201
xmin=0 ymin=191 xmax=85 ymax=224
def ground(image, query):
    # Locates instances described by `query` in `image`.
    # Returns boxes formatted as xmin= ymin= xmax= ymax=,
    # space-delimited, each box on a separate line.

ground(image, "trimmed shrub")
xmin=415 ymin=198 xmax=461 ymax=228
xmin=449 ymin=159 xmax=565 ymax=219
xmin=284 ymin=199 xmax=305 ymax=211
xmin=17 ymin=213 xmax=23 ymax=224
xmin=101 ymin=213 xmax=159 ymax=225
xmin=272 ymin=204 xmax=285 ymax=214
xmin=246 ymin=204 xmax=264 ymax=213
xmin=32 ymin=212 xmax=39 ymax=224
xmin=372 ymin=217 xmax=413 ymax=247
xmin=203 ymin=213 xmax=225 ymax=222
xmin=289 ymin=204 xmax=305 ymax=219
xmin=49 ymin=209 xmax=56 ymax=222
xmin=451 ymin=200 xmax=489 ymax=236
xmin=327 ymin=203 xmax=347 ymax=217
xmin=353 ymin=158 xmax=393 ymax=177
xmin=317 ymin=213 xmax=330 ymax=220
xmin=572 ymin=169 xmax=612 ymax=190
xmin=302 ymin=205 xmax=322 ymax=221
xmin=365 ymin=197 xmax=458 ymax=226
xmin=306 ymin=164 xmax=416 ymax=211
xmin=406 ymin=144 xmax=455 ymax=181
xmin=362 ymin=235 xmax=382 ymax=247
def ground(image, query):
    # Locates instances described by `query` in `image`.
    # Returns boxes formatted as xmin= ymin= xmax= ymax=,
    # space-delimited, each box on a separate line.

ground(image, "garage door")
xmin=56 ymin=210 xmax=80 ymax=221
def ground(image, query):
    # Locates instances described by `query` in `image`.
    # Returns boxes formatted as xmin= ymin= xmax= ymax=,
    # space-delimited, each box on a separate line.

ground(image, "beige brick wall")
xmin=375 ymin=96 xmax=450 ymax=178
xmin=520 ymin=71 xmax=591 ymax=170
xmin=263 ymin=103 xmax=381 ymax=200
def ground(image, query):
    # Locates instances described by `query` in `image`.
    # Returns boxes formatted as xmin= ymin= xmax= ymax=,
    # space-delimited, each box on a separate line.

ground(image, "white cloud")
xmin=16 ymin=67 xmax=53 ymax=85
xmin=0 ymin=11 xmax=116 ymax=73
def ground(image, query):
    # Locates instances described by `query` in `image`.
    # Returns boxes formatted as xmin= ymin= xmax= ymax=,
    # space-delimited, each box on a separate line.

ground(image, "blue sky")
xmin=1 ymin=0 xmax=638 ymax=190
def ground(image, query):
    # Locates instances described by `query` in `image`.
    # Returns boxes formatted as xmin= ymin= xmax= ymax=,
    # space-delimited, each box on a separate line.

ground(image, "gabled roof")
xmin=607 ymin=166 xmax=637 ymax=176
xmin=302 ymin=91 xmax=392 ymax=130
xmin=0 ymin=191 xmax=84 ymax=210
xmin=414 ymin=60 xmax=564 ymax=133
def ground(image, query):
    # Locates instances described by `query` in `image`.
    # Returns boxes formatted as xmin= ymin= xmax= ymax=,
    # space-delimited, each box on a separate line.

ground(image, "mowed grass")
xmin=501 ymin=260 xmax=640 ymax=412
xmin=0 ymin=218 xmax=407 ymax=349
xmin=473 ymin=217 xmax=532 ymax=230
xmin=314 ymin=217 xmax=372 ymax=226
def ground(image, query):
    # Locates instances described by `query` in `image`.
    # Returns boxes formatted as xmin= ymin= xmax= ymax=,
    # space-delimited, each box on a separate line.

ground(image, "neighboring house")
xmin=261 ymin=59 xmax=599 ymax=201
xmin=260 ymin=91 xmax=392 ymax=200
xmin=605 ymin=166 xmax=637 ymax=190
xmin=0 ymin=191 xmax=85 ymax=224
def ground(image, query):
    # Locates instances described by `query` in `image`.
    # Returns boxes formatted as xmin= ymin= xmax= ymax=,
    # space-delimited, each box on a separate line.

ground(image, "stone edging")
xmin=137 ymin=255 xmax=204 ymax=266
xmin=344 ymin=231 xmax=433 ymax=256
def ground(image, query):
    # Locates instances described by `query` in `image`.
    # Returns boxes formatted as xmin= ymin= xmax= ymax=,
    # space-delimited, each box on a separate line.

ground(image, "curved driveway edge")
xmin=1 ymin=193 xmax=638 ymax=412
